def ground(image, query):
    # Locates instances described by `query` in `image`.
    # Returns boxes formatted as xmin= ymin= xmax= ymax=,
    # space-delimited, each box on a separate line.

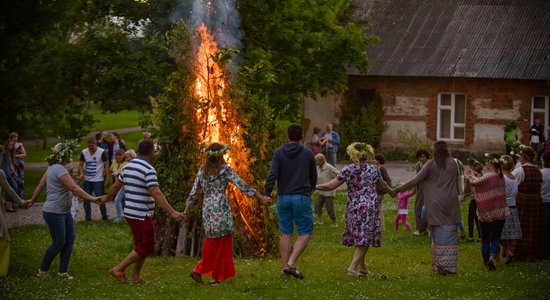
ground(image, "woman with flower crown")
xmin=184 ymin=142 xmax=269 ymax=286
xmin=29 ymin=139 xmax=100 ymax=280
xmin=316 ymin=142 xmax=394 ymax=277
xmin=466 ymin=153 xmax=510 ymax=271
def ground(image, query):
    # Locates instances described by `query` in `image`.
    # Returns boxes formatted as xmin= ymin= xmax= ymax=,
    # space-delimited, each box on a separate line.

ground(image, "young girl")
xmin=396 ymin=188 xmax=414 ymax=231
xmin=69 ymin=167 xmax=82 ymax=224
xmin=184 ymin=143 xmax=269 ymax=286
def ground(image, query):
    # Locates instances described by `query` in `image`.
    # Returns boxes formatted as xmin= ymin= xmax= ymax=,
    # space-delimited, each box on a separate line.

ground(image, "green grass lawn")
xmin=88 ymin=108 xmax=143 ymax=132
xmin=1 ymin=192 xmax=548 ymax=299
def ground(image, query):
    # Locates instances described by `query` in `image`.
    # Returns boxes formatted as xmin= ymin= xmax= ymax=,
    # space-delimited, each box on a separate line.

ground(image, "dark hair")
xmin=94 ymin=133 xmax=101 ymax=141
xmin=543 ymin=151 xmax=550 ymax=167
xmin=433 ymin=141 xmax=450 ymax=169
xmin=313 ymin=127 xmax=321 ymax=134
xmin=137 ymin=140 xmax=155 ymax=156
xmin=112 ymin=132 xmax=121 ymax=140
xmin=4 ymin=139 xmax=15 ymax=166
xmin=288 ymin=124 xmax=303 ymax=142
xmin=203 ymin=142 xmax=227 ymax=178
xmin=374 ymin=153 xmax=386 ymax=165
xmin=416 ymin=149 xmax=430 ymax=159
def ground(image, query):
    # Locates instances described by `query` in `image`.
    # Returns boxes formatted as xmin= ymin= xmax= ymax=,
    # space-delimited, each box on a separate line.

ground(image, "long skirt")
xmin=430 ymin=224 xmax=459 ymax=274
xmin=193 ymin=234 xmax=235 ymax=281
xmin=500 ymin=207 xmax=522 ymax=240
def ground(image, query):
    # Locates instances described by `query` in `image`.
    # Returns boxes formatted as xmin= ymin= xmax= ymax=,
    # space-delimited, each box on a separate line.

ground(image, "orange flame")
xmin=193 ymin=23 xmax=265 ymax=254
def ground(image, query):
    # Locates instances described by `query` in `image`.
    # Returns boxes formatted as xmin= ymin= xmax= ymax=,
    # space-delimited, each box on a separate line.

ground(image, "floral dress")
xmin=186 ymin=165 xmax=256 ymax=239
xmin=337 ymin=163 xmax=382 ymax=247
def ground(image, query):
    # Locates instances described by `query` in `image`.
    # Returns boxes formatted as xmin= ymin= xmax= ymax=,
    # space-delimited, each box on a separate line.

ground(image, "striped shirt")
xmin=119 ymin=157 xmax=158 ymax=220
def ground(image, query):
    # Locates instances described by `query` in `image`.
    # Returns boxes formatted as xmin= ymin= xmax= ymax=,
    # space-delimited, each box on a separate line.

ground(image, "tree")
xmin=238 ymin=0 xmax=377 ymax=121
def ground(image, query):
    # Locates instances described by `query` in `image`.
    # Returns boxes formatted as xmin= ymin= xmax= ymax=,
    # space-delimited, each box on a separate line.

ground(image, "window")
xmin=437 ymin=93 xmax=466 ymax=141
xmin=532 ymin=95 xmax=550 ymax=139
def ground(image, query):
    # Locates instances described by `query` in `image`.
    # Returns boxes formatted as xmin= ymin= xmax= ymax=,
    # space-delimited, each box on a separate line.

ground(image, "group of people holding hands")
xmin=2 ymin=122 xmax=549 ymax=285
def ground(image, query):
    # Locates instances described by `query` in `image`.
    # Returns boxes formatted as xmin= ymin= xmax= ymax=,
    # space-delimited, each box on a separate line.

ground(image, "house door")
xmin=531 ymin=96 xmax=550 ymax=142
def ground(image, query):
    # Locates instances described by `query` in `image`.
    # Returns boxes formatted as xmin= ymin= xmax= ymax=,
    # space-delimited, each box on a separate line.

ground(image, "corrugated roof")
xmin=352 ymin=0 xmax=550 ymax=80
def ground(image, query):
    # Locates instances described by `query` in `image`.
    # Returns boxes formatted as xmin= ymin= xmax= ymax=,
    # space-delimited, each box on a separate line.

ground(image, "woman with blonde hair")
xmin=394 ymin=141 xmax=462 ymax=274
xmin=184 ymin=143 xmax=269 ymax=286
xmin=316 ymin=142 xmax=393 ymax=277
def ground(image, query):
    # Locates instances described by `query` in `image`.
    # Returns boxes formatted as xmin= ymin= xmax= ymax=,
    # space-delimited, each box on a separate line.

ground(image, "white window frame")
xmin=437 ymin=93 xmax=466 ymax=141
xmin=531 ymin=95 xmax=550 ymax=139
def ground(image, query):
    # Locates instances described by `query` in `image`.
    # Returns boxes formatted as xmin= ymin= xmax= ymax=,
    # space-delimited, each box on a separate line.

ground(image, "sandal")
xmin=58 ymin=272 xmax=73 ymax=280
xmin=359 ymin=269 xmax=373 ymax=276
xmin=190 ymin=272 xmax=203 ymax=283
xmin=208 ymin=280 xmax=223 ymax=286
xmin=109 ymin=269 xmax=127 ymax=284
xmin=283 ymin=264 xmax=304 ymax=279
xmin=347 ymin=269 xmax=364 ymax=277
xmin=37 ymin=269 xmax=49 ymax=279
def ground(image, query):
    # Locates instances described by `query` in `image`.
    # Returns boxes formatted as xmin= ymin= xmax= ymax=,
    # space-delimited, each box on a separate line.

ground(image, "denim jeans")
xmin=83 ymin=180 xmax=107 ymax=220
xmin=114 ymin=188 xmax=125 ymax=222
xmin=479 ymin=220 xmax=505 ymax=263
xmin=41 ymin=211 xmax=75 ymax=273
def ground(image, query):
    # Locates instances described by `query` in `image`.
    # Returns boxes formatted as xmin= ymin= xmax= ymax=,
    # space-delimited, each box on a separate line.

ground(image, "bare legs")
xmin=348 ymin=246 xmax=369 ymax=272
xmin=280 ymin=233 xmax=311 ymax=268
xmin=110 ymin=250 xmax=145 ymax=283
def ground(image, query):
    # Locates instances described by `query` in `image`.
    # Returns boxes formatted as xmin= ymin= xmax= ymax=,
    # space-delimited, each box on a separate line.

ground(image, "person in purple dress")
xmin=316 ymin=142 xmax=394 ymax=277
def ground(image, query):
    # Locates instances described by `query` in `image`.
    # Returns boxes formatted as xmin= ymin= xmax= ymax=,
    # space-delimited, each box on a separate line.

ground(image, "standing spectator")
xmin=500 ymin=155 xmax=522 ymax=263
xmin=529 ymin=118 xmax=545 ymax=154
xmin=96 ymin=131 xmax=110 ymax=162
xmin=319 ymin=123 xmax=340 ymax=166
xmin=413 ymin=149 xmax=430 ymax=236
xmin=9 ymin=132 xmax=25 ymax=197
xmin=314 ymin=153 xmax=339 ymax=227
xmin=185 ymin=143 xmax=268 ymax=286
xmin=310 ymin=127 xmax=321 ymax=156
xmin=466 ymin=158 xmax=483 ymax=242
xmin=542 ymin=151 xmax=550 ymax=257
xmin=110 ymin=149 xmax=127 ymax=223
xmin=374 ymin=153 xmax=392 ymax=231
xmin=395 ymin=141 xmax=462 ymax=275
xmin=316 ymin=142 xmax=394 ymax=277
xmin=109 ymin=132 xmax=126 ymax=163
xmin=2 ymin=140 xmax=19 ymax=212
xmin=265 ymin=124 xmax=317 ymax=279
xmin=101 ymin=140 xmax=183 ymax=284
xmin=511 ymin=146 xmax=549 ymax=260
xmin=467 ymin=153 xmax=510 ymax=271
xmin=29 ymin=140 xmax=99 ymax=280
xmin=79 ymin=136 xmax=109 ymax=221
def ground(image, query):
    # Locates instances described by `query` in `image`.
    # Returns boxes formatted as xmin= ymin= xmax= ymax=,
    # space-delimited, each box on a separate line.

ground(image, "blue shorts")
xmin=276 ymin=194 xmax=313 ymax=235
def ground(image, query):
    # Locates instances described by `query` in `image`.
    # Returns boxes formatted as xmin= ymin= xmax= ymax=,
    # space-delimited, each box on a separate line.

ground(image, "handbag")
xmin=454 ymin=159 xmax=465 ymax=200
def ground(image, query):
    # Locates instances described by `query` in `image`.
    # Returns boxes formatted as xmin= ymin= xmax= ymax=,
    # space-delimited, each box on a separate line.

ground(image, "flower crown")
xmin=46 ymin=138 xmax=79 ymax=165
xmin=346 ymin=142 xmax=375 ymax=162
xmin=203 ymin=144 xmax=229 ymax=159
xmin=484 ymin=153 xmax=505 ymax=165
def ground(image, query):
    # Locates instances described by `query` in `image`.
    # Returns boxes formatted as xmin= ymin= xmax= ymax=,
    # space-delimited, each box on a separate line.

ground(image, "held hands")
xmin=21 ymin=200 xmax=33 ymax=209
xmin=260 ymin=195 xmax=271 ymax=205
xmin=388 ymin=189 xmax=397 ymax=198
xmin=172 ymin=211 xmax=185 ymax=222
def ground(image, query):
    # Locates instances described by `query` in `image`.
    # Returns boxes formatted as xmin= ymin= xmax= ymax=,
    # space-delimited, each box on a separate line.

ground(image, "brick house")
xmin=303 ymin=0 xmax=550 ymax=154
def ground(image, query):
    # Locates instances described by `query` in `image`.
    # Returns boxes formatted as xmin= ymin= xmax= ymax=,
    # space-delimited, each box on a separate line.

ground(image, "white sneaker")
xmin=58 ymin=272 xmax=73 ymax=280
xmin=37 ymin=269 xmax=49 ymax=279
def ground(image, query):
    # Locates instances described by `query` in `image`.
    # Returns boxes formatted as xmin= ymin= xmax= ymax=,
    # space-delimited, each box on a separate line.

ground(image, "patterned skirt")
xmin=501 ymin=207 xmax=522 ymax=240
xmin=430 ymin=224 xmax=459 ymax=274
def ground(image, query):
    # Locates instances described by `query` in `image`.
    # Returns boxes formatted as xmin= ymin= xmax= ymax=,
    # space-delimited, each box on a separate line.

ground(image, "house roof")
xmin=352 ymin=0 xmax=550 ymax=80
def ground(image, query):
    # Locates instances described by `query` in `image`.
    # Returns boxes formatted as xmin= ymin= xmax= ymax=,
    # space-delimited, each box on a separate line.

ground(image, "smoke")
xmin=169 ymin=0 xmax=243 ymax=51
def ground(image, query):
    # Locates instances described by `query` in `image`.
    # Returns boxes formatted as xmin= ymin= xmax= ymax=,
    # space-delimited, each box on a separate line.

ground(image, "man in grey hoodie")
xmin=265 ymin=123 xmax=317 ymax=279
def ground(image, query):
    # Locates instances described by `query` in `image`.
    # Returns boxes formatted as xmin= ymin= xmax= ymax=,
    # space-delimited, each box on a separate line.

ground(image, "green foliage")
xmin=239 ymin=0 xmax=377 ymax=121
xmin=397 ymin=129 xmax=434 ymax=163
xmin=337 ymin=93 xmax=385 ymax=158
xmin=3 ymin=195 xmax=549 ymax=299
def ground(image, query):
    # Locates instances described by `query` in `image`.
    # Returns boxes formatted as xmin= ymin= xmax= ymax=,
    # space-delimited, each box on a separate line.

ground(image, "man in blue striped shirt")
xmin=101 ymin=140 xmax=183 ymax=284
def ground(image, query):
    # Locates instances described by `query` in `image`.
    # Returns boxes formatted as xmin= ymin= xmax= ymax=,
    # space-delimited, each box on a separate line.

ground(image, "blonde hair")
xmin=346 ymin=142 xmax=375 ymax=163
xmin=500 ymin=155 xmax=515 ymax=170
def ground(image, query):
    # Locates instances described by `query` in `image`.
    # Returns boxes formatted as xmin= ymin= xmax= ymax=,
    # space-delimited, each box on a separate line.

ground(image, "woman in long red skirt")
xmin=183 ymin=143 xmax=269 ymax=286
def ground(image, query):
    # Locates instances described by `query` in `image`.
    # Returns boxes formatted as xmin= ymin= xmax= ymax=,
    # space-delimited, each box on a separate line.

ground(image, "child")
xmin=69 ymin=167 xmax=82 ymax=223
xmin=466 ymin=157 xmax=483 ymax=242
xmin=396 ymin=188 xmax=414 ymax=231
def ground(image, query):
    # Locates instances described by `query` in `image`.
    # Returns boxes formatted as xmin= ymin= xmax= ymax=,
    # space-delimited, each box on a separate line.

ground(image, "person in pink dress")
xmin=396 ymin=189 xmax=415 ymax=231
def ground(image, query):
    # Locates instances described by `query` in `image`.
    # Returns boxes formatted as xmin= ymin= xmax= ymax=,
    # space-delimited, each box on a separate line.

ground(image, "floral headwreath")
xmin=203 ymin=144 xmax=229 ymax=159
xmin=46 ymin=138 xmax=79 ymax=166
xmin=484 ymin=153 xmax=505 ymax=166
xmin=346 ymin=142 xmax=375 ymax=163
